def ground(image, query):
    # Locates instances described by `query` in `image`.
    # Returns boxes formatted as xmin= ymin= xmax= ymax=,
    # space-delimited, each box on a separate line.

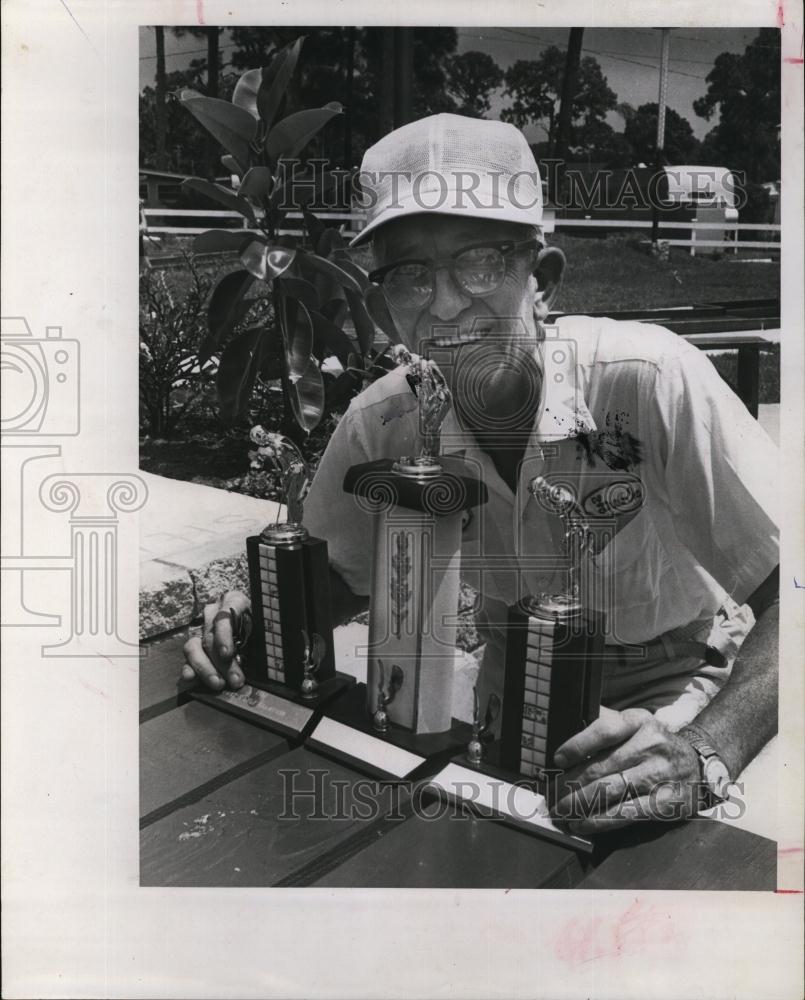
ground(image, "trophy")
xmin=307 ymin=349 xmax=488 ymax=779
xmin=193 ymin=429 xmax=352 ymax=739
xmin=496 ymin=476 xmax=604 ymax=780
xmin=426 ymin=476 xmax=603 ymax=854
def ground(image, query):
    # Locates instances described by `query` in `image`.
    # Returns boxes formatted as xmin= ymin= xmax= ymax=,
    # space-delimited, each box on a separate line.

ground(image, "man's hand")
xmin=549 ymin=706 xmax=701 ymax=835
xmin=181 ymin=591 xmax=251 ymax=691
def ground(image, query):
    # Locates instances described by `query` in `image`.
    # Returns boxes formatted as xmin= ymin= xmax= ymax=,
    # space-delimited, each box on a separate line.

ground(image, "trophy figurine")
xmin=466 ymin=687 xmax=501 ymax=765
xmin=300 ymin=628 xmax=326 ymax=700
xmin=372 ymin=659 xmax=404 ymax=733
xmin=342 ymin=346 xmax=488 ymax=738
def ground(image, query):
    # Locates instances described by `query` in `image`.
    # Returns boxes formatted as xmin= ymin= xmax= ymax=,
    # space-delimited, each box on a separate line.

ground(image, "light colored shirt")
xmin=305 ymin=316 xmax=779 ymax=652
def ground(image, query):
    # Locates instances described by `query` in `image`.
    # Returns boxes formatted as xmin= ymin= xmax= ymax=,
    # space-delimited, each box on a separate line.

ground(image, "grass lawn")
xmin=140 ymin=234 xmax=781 ymax=494
xmin=552 ymin=233 xmax=779 ymax=313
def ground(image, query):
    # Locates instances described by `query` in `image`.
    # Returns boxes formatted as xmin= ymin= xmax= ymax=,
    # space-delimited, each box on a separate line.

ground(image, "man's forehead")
xmin=373 ymin=214 xmax=528 ymax=259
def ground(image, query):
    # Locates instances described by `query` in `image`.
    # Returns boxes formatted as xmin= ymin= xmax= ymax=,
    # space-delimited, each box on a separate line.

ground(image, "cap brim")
xmin=349 ymin=194 xmax=543 ymax=247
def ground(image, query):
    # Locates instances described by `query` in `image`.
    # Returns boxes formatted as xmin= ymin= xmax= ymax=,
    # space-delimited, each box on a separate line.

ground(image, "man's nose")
xmin=429 ymin=264 xmax=471 ymax=321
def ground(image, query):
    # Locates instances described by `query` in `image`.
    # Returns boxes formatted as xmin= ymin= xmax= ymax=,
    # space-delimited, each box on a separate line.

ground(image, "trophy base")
xmin=192 ymin=672 xmax=355 ymax=742
xmin=306 ymin=681 xmax=473 ymax=780
xmin=427 ymin=743 xmax=594 ymax=854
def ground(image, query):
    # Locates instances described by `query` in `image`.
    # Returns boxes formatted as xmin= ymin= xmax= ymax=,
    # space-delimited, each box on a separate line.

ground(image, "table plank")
xmin=579 ymin=818 xmax=776 ymax=891
xmin=140 ymin=746 xmax=399 ymax=887
xmin=140 ymin=632 xmax=193 ymax=721
xmin=140 ymin=701 xmax=288 ymax=824
xmin=312 ymin=804 xmax=587 ymax=888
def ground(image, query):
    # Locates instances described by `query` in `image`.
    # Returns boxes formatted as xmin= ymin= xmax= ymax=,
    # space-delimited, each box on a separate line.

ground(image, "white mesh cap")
xmin=351 ymin=114 xmax=543 ymax=245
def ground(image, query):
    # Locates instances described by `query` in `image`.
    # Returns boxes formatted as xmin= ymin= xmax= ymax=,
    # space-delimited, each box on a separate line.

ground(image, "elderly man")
xmin=183 ymin=114 xmax=779 ymax=834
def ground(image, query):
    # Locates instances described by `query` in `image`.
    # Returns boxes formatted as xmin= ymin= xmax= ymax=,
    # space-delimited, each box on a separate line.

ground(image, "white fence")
xmin=141 ymin=208 xmax=781 ymax=254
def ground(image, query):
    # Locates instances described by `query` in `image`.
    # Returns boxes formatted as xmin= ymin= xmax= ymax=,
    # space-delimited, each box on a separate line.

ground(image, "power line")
xmin=140 ymin=42 xmax=237 ymax=61
xmin=458 ymin=30 xmax=708 ymax=79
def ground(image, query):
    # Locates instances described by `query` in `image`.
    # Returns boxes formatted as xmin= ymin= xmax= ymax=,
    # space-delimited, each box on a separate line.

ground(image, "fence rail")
xmin=141 ymin=208 xmax=780 ymax=251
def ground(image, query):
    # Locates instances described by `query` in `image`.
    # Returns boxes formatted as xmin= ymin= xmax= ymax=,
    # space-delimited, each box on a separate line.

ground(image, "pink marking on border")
xmin=196 ymin=0 xmax=206 ymax=25
xmin=775 ymin=889 xmax=803 ymax=894
xmin=783 ymin=57 xmax=804 ymax=64
xmin=776 ymin=1 xmax=785 ymax=28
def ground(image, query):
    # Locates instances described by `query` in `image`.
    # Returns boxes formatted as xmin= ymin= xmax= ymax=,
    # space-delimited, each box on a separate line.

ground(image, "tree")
xmin=624 ymin=102 xmax=700 ymax=164
xmin=693 ymin=29 xmax=780 ymax=182
xmin=571 ymin=119 xmax=633 ymax=167
xmin=502 ymin=46 xmax=617 ymax=150
xmin=444 ymin=50 xmax=504 ymax=118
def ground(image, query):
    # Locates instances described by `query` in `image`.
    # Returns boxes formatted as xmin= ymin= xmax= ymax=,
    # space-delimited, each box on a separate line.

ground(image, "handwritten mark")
xmin=196 ymin=0 xmax=206 ymax=25
xmin=794 ymin=578 xmax=804 ymax=589
xmin=555 ymin=900 xmax=681 ymax=964
xmin=776 ymin=1 xmax=785 ymax=28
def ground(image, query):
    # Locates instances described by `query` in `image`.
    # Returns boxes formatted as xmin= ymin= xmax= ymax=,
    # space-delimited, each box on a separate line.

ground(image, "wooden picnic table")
xmin=140 ymin=633 xmax=777 ymax=891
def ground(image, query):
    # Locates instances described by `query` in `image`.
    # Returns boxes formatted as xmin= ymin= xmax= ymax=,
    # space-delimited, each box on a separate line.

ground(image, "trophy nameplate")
xmin=307 ymin=350 xmax=484 ymax=777
xmin=193 ymin=430 xmax=353 ymax=739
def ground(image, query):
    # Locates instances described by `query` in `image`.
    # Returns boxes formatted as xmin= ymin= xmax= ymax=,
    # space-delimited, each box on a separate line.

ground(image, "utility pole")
xmin=651 ymin=28 xmax=671 ymax=244
xmin=553 ymin=28 xmax=584 ymax=163
xmin=154 ymin=26 xmax=166 ymax=170
xmin=394 ymin=28 xmax=414 ymax=128
xmin=380 ymin=29 xmax=395 ymax=136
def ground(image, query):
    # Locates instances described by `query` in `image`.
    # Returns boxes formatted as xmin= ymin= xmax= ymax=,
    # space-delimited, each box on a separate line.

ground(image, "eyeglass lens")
xmin=384 ymin=246 xmax=509 ymax=306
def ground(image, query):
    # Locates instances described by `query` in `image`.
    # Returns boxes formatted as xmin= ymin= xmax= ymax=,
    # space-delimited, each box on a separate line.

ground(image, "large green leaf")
xmin=331 ymin=249 xmax=370 ymax=291
xmin=265 ymin=103 xmax=343 ymax=165
xmin=193 ymin=230 xmax=253 ymax=255
xmin=281 ymin=296 xmax=314 ymax=382
xmin=258 ymin=37 xmax=304 ymax=128
xmin=240 ymin=241 xmax=296 ymax=281
xmin=317 ymin=227 xmax=345 ymax=257
xmin=288 ymin=356 xmax=325 ymax=434
xmin=301 ymin=252 xmax=362 ymax=294
xmin=309 ymin=309 xmax=354 ymax=366
xmin=345 ymin=288 xmax=377 ymax=356
xmin=320 ymin=298 xmax=349 ymax=327
xmin=179 ymin=92 xmax=258 ymax=169
xmin=216 ymin=327 xmax=267 ymax=424
xmin=231 ymin=68 xmax=264 ymax=119
xmin=363 ymin=284 xmax=399 ymax=343
xmin=198 ymin=296 xmax=254 ymax=364
xmin=238 ymin=166 xmax=275 ymax=201
xmin=182 ymin=178 xmax=256 ymax=225
xmin=278 ymin=276 xmax=320 ymax=313
xmin=205 ymin=270 xmax=256 ymax=362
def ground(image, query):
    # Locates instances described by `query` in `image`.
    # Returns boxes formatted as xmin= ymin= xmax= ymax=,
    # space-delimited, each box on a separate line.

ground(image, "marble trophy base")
xmin=306 ymin=681 xmax=473 ymax=781
xmin=192 ymin=673 xmax=355 ymax=742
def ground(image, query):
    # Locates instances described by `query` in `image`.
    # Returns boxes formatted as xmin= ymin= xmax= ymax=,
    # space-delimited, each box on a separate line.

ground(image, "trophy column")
xmin=344 ymin=458 xmax=487 ymax=735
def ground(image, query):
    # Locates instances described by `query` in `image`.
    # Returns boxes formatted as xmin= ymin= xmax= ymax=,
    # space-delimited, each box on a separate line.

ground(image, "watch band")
xmin=678 ymin=723 xmax=732 ymax=809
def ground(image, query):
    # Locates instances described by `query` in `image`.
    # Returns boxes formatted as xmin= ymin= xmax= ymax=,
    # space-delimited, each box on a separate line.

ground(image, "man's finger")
xmin=212 ymin=609 xmax=236 ymax=662
xmin=552 ymin=764 xmax=647 ymax=821
xmin=553 ymin=706 xmax=651 ymax=769
xmin=182 ymin=635 xmax=225 ymax=690
xmin=225 ymin=652 xmax=246 ymax=690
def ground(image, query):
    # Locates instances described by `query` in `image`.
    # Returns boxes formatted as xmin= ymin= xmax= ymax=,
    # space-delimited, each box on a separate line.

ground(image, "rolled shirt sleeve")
xmin=646 ymin=338 xmax=779 ymax=605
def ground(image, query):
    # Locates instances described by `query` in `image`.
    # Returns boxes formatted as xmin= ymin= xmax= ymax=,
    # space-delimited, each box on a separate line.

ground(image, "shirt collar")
xmin=439 ymin=337 xmax=596 ymax=456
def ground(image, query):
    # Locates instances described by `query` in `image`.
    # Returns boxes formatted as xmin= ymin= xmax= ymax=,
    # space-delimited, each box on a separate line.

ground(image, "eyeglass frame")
xmin=368 ymin=238 xmax=543 ymax=306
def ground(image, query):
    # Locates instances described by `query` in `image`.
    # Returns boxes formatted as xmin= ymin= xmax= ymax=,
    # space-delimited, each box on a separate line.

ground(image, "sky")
xmin=139 ymin=26 xmax=767 ymax=141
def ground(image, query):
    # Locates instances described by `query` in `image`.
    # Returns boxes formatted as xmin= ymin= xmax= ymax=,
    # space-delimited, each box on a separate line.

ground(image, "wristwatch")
xmin=678 ymin=723 xmax=732 ymax=810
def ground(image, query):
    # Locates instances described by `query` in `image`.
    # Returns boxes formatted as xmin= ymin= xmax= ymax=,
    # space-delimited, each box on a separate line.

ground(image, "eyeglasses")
xmin=369 ymin=239 xmax=539 ymax=309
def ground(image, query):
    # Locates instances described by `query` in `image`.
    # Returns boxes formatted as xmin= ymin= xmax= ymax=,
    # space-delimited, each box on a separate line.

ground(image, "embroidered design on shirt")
xmin=582 ymin=479 xmax=645 ymax=518
xmin=576 ymin=411 xmax=643 ymax=471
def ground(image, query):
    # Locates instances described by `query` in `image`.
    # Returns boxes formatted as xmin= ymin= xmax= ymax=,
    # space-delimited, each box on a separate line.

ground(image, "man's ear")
xmin=532 ymin=246 xmax=567 ymax=321
xmin=364 ymin=283 xmax=400 ymax=341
